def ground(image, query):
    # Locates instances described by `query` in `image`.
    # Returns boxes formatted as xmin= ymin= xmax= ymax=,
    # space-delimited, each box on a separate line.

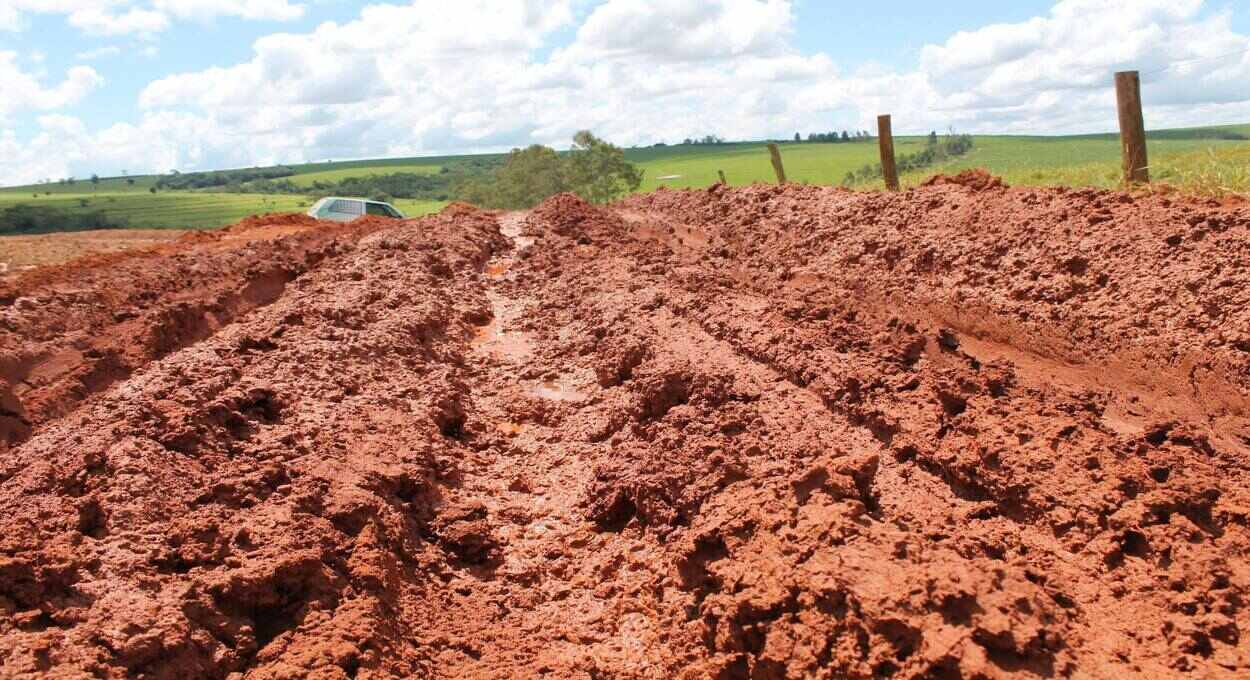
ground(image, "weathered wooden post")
xmin=718 ymin=170 xmax=728 ymax=185
xmin=1115 ymin=70 xmax=1149 ymax=184
xmin=877 ymin=115 xmax=899 ymax=191
xmin=767 ymin=144 xmax=787 ymax=184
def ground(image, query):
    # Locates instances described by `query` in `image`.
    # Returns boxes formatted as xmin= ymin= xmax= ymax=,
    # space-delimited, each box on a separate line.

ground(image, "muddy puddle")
xmin=530 ymin=374 xmax=590 ymax=402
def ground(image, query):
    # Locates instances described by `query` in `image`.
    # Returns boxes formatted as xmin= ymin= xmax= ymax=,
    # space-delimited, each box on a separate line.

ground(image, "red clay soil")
xmin=1 ymin=184 xmax=1249 ymax=679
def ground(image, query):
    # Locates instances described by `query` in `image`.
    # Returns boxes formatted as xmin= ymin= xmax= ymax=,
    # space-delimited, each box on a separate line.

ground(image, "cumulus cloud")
xmin=75 ymin=45 xmax=123 ymax=60
xmin=0 ymin=51 xmax=104 ymax=119
xmin=0 ymin=111 xmax=242 ymax=185
xmin=0 ymin=0 xmax=305 ymax=37
xmin=575 ymin=0 xmax=794 ymax=61
xmin=6 ymin=0 xmax=1250 ymax=184
xmin=67 ymin=6 xmax=169 ymax=36
xmin=915 ymin=0 xmax=1250 ymax=132
xmin=152 ymin=0 xmax=304 ymax=23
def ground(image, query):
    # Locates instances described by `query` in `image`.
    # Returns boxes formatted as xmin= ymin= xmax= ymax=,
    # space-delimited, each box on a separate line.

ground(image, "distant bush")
xmin=156 ymin=166 xmax=297 ymax=190
xmin=0 ymin=204 xmax=129 ymax=235
xmin=455 ymin=131 xmax=643 ymax=209
xmin=843 ymin=131 xmax=975 ymax=185
xmin=231 ymin=158 xmax=504 ymax=202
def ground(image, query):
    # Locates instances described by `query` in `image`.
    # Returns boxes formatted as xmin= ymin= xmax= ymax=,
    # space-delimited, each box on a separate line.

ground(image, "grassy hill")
xmin=2 ymin=123 xmax=1247 ymax=231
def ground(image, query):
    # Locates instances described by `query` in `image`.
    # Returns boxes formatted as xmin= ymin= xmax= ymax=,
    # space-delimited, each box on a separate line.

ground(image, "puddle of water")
xmin=499 ymin=214 xmax=536 ymax=249
xmin=532 ymin=376 xmax=589 ymax=402
xmin=471 ymin=292 xmax=534 ymax=361
xmin=497 ymin=421 xmax=524 ymax=435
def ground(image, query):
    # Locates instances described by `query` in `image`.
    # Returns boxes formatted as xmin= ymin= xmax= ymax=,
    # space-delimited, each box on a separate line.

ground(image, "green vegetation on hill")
xmin=0 ymin=204 xmax=128 ymax=235
xmin=2 ymin=122 xmax=1247 ymax=233
xmin=0 ymin=191 xmax=446 ymax=233
xmin=457 ymin=131 xmax=643 ymax=208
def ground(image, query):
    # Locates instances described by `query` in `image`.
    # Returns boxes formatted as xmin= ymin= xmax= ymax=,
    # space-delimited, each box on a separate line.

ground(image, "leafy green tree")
xmin=564 ymin=130 xmax=644 ymax=204
xmin=470 ymin=144 xmax=569 ymax=209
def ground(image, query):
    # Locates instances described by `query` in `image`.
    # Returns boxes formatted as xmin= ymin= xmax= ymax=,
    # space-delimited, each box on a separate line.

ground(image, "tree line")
xmin=0 ymin=204 xmax=128 ymax=235
xmin=158 ymin=131 xmax=642 ymax=209
xmin=803 ymin=130 xmax=874 ymax=143
xmin=456 ymin=131 xmax=643 ymax=208
xmin=155 ymin=166 xmax=299 ymax=191
xmin=842 ymin=131 xmax=975 ymax=185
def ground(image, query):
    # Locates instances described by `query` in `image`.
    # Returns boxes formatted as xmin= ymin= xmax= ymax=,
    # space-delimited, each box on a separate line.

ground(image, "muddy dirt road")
xmin=2 ymin=177 xmax=1249 ymax=678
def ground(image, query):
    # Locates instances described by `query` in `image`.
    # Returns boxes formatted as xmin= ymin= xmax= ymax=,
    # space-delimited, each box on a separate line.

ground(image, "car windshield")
xmin=366 ymin=203 xmax=402 ymax=218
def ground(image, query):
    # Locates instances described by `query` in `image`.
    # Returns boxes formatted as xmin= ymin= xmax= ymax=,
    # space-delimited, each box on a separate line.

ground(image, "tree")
xmin=928 ymin=131 xmax=939 ymax=147
xmin=564 ymin=130 xmax=644 ymax=204
xmin=454 ymin=132 xmax=642 ymax=209
xmin=459 ymin=144 xmax=567 ymax=209
xmin=841 ymin=130 xmax=850 ymax=142
xmin=90 ymin=174 xmax=100 ymax=187
xmin=794 ymin=132 xmax=801 ymax=143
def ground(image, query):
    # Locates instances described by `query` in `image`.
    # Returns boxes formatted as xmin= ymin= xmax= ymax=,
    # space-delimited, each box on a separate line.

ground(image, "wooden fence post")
xmin=877 ymin=115 xmax=899 ymax=191
xmin=1115 ymin=70 xmax=1149 ymax=184
xmin=718 ymin=170 xmax=728 ymax=185
xmin=767 ymin=144 xmax=787 ymax=184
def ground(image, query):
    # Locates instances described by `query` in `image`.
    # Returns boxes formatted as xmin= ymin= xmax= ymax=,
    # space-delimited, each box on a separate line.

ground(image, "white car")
xmin=307 ymin=197 xmax=405 ymax=222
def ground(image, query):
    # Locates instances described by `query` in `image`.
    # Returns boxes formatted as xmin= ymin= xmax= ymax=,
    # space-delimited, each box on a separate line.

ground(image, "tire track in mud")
xmin=0 ymin=209 xmax=510 ymax=678
xmin=5 ymin=189 xmax=1250 ymax=678
xmin=450 ymin=191 xmax=1249 ymax=678
xmin=0 ymin=219 xmax=381 ymax=453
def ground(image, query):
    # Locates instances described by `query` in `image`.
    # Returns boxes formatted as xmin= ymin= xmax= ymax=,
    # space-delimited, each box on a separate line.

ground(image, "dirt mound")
xmin=223 ymin=212 xmax=320 ymax=233
xmin=920 ymin=168 xmax=1008 ymax=191
xmin=528 ymin=192 xmax=627 ymax=241
xmin=2 ymin=191 xmax=1249 ymax=678
xmin=0 ymin=213 xmax=383 ymax=454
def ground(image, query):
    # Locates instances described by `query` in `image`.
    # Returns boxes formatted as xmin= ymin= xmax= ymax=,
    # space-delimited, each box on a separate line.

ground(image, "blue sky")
xmin=2 ymin=1 xmax=1249 ymax=184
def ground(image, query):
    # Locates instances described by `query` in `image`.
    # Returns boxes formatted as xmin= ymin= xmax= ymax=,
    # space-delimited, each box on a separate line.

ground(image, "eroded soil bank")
xmin=1 ymin=179 xmax=1249 ymax=679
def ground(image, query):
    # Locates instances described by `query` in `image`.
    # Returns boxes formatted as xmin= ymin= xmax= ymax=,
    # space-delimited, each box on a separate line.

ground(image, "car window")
xmin=330 ymin=199 xmax=363 ymax=215
xmin=365 ymin=202 xmax=391 ymax=216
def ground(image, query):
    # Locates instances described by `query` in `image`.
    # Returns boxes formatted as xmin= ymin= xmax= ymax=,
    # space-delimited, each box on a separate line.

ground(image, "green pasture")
xmin=3 ymin=122 xmax=1248 ymax=231
xmin=287 ymin=164 xmax=443 ymax=187
xmin=0 ymin=191 xmax=447 ymax=230
xmin=895 ymin=128 xmax=1250 ymax=192
xmin=627 ymin=141 xmax=883 ymax=191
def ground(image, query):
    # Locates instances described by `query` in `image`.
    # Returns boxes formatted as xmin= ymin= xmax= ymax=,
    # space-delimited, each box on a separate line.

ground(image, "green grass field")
xmin=3 ymin=123 xmax=1247 ymax=231
xmin=0 ymin=191 xmax=447 ymax=230
xmin=287 ymin=164 xmax=443 ymax=187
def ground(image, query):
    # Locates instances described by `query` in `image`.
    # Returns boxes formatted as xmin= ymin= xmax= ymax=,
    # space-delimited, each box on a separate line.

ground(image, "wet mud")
xmin=2 ymin=180 xmax=1249 ymax=678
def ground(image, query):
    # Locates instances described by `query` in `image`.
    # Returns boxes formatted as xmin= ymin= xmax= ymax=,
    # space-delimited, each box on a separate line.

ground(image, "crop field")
xmin=2 ymin=124 xmax=1247 ymax=232
xmin=286 ymin=163 xmax=444 ymax=187
xmin=0 ymin=190 xmax=446 ymax=230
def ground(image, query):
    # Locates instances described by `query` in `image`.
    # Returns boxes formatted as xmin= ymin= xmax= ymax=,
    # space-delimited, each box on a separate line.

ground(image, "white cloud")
xmin=0 ymin=51 xmax=104 ymax=119
xmin=576 ymin=0 xmax=793 ymax=61
xmin=67 ymin=6 xmax=169 ymax=36
xmin=0 ymin=111 xmax=230 ymax=184
xmin=0 ymin=0 xmax=306 ymax=36
xmin=75 ymin=45 xmax=123 ymax=60
xmin=907 ymin=0 xmax=1250 ymax=133
xmin=6 ymin=0 xmax=1250 ymax=185
xmin=152 ymin=0 xmax=304 ymax=22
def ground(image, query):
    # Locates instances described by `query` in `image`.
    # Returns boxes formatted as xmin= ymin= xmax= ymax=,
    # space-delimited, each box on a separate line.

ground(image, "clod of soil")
xmin=2 ymin=182 xmax=1249 ymax=679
